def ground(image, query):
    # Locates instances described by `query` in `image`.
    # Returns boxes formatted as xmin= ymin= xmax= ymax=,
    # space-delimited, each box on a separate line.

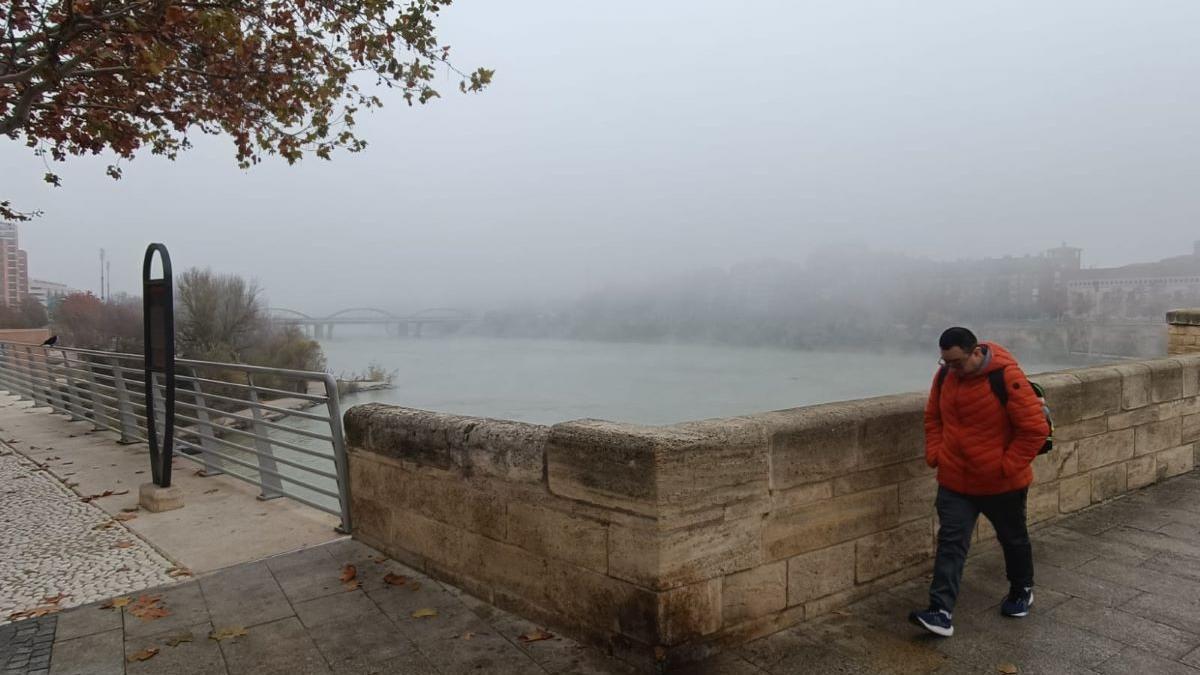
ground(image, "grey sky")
xmin=3 ymin=0 xmax=1198 ymax=313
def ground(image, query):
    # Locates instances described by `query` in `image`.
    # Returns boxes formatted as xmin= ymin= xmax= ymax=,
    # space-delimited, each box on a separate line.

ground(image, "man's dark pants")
xmin=929 ymin=485 xmax=1033 ymax=613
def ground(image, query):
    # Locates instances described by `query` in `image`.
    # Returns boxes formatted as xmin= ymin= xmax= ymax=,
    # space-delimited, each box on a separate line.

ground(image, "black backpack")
xmin=936 ymin=365 xmax=1054 ymax=455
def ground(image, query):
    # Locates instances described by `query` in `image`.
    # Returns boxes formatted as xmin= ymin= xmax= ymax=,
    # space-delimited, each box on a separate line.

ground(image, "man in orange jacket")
xmin=909 ymin=327 xmax=1049 ymax=637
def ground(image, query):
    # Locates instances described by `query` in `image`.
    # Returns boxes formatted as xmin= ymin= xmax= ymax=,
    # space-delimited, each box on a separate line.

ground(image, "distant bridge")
xmin=267 ymin=307 xmax=476 ymax=338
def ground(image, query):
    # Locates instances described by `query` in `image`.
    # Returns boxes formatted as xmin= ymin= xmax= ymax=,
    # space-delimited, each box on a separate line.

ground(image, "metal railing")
xmin=0 ymin=340 xmax=352 ymax=532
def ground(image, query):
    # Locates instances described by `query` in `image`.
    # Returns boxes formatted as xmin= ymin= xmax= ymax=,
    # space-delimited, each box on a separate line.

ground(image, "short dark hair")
xmin=939 ymin=327 xmax=978 ymax=352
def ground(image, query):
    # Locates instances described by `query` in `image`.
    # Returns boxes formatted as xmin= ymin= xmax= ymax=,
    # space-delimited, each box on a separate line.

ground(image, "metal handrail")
xmin=0 ymin=340 xmax=353 ymax=532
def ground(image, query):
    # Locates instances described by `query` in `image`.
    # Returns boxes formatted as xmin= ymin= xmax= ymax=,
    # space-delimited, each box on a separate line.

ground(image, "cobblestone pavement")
xmin=0 ymin=617 xmax=55 ymax=675
xmin=0 ymin=444 xmax=177 ymax=626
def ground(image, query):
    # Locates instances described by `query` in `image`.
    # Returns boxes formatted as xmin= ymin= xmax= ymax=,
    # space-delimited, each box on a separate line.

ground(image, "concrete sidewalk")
xmin=9 ymin=469 xmax=1200 ymax=674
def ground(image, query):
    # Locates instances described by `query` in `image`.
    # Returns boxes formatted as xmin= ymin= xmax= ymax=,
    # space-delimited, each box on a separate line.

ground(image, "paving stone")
xmin=1096 ymin=646 xmax=1200 ymax=675
xmin=1049 ymin=597 xmax=1200 ymax=659
xmin=264 ymin=547 xmax=344 ymax=604
xmin=198 ymin=561 xmax=293 ymax=628
xmin=122 ymin=582 xmax=210 ymax=640
xmin=1122 ymin=591 xmax=1200 ymax=636
xmin=124 ymin=622 xmax=227 ymax=675
xmin=1078 ymin=557 xmax=1200 ymax=604
xmin=967 ymin=601 xmax=1125 ymax=668
xmin=929 ymin=613 xmax=1102 ymax=675
xmin=218 ymin=617 xmax=331 ymax=675
xmin=1024 ymin=562 xmax=1142 ymax=608
xmin=52 ymin=602 xmax=121 ymax=641
xmin=672 ymin=651 xmax=766 ymax=674
xmin=48 ymin=629 xmax=123 ymax=675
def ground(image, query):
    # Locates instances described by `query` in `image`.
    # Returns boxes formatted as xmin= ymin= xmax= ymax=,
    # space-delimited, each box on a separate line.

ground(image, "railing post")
xmin=17 ymin=346 xmax=36 ymax=402
xmin=110 ymin=357 xmax=140 ymax=444
xmin=247 ymin=376 xmax=283 ymax=500
xmin=187 ymin=369 xmax=224 ymax=476
xmin=80 ymin=355 xmax=107 ymax=431
xmin=24 ymin=346 xmax=48 ymax=407
xmin=59 ymin=352 xmax=86 ymax=422
xmin=322 ymin=374 xmax=353 ymax=534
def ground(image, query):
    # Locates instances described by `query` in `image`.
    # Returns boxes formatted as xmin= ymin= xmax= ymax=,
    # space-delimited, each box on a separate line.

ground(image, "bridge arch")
xmin=325 ymin=307 xmax=402 ymax=320
xmin=266 ymin=307 xmax=315 ymax=319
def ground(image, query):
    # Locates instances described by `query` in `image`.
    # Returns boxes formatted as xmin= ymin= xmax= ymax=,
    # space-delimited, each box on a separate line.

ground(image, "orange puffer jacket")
xmin=924 ymin=342 xmax=1049 ymax=496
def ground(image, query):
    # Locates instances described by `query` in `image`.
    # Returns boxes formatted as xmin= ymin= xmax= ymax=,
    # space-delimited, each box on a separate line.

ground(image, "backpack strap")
xmin=987 ymin=366 xmax=1009 ymax=407
xmin=936 ymin=365 xmax=949 ymax=389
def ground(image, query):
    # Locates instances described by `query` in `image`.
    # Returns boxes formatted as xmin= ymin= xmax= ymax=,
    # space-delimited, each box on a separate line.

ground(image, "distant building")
xmin=29 ymin=279 xmax=76 ymax=309
xmin=1065 ymin=242 xmax=1200 ymax=320
xmin=0 ymin=223 xmax=30 ymax=307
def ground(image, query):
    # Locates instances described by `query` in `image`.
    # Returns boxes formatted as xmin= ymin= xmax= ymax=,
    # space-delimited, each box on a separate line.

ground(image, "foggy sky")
xmin=3 ymin=0 xmax=1199 ymax=314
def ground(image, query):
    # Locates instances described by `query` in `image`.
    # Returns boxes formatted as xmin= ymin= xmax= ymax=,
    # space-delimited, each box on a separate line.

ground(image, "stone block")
xmin=898 ymin=475 xmax=938 ymax=522
xmin=786 ymin=542 xmax=855 ymax=606
xmin=138 ymin=481 xmax=183 ymax=512
xmin=1028 ymin=481 xmax=1060 ymax=524
xmin=1032 ymin=442 xmax=1077 ymax=480
xmin=856 ymin=394 xmax=927 ymax=469
xmin=1036 ymin=373 xmax=1083 ymax=426
xmin=349 ymin=494 xmax=393 ymax=544
xmin=1156 ymin=445 xmax=1195 ymax=480
xmin=1091 ymin=464 xmax=1128 ymax=503
xmin=547 ymin=418 xmax=770 ymax=518
xmin=1107 ymin=404 xmax=1163 ymax=431
xmin=345 ymin=404 xmax=548 ymax=479
xmin=1182 ymin=414 xmax=1200 ymax=443
xmin=657 ymin=580 xmax=723 ymax=645
xmin=769 ymin=481 xmax=833 ymax=512
xmin=609 ymin=516 xmax=763 ymax=590
xmin=1149 ymin=360 xmax=1184 ymax=403
xmin=756 ymin=404 xmax=861 ymax=490
xmin=505 ymin=502 xmax=608 ymax=573
xmin=546 ymin=419 xmax=662 ymax=515
xmin=1073 ymin=367 xmax=1123 ymax=420
xmin=722 ymin=562 xmax=786 ymax=626
xmin=401 ymin=472 xmax=506 ymax=540
xmin=855 ymin=518 xmax=933 ymax=583
xmin=1057 ymin=417 xmax=1108 ymax=441
xmin=659 ymin=417 xmax=770 ymax=514
xmin=1126 ymin=455 xmax=1156 ymax=490
xmin=1178 ymin=359 xmax=1200 ymax=397
xmin=764 ymin=486 xmax=898 ymax=561
xmin=1115 ymin=363 xmax=1152 ymax=410
xmin=1059 ymin=474 xmax=1092 ymax=513
xmin=1076 ymin=429 xmax=1135 ymax=472
xmin=1134 ymin=418 xmax=1182 ymax=457
xmin=832 ymin=458 xmax=927 ymax=496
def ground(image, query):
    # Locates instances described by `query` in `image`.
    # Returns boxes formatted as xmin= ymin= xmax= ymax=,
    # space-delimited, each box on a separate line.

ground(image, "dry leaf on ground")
xmin=203 ymin=488 xmax=219 ymax=494
xmin=165 ymin=632 xmax=194 ymax=647
xmin=114 ymin=513 xmax=137 ymax=522
xmin=408 ymin=581 xmax=422 ymax=591
xmin=7 ymin=605 xmax=61 ymax=621
xmin=41 ymin=593 xmax=68 ymax=604
xmin=209 ymin=626 xmax=249 ymax=641
xmin=128 ymin=595 xmax=170 ymax=621
xmin=340 ymin=564 xmax=357 ymax=583
xmin=120 ymin=507 xmax=139 ymax=513
xmin=127 ymin=648 xmax=159 ymax=662
xmin=101 ymin=597 xmax=132 ymax=610
xmin=371 ymin=556 xmax=387 ymax=564
xmin=92 ymin=521 xmax=117 ymax=530
xmin=383 ymin=573 xmax=408 ymax=586
xmin=411 ymin=608 xmax=438 ymax=619
xmin=166 ymin=566 xmax=192 ymax=578
xmin=113 ymin=540 xmax=135 ymax=549
xmin=997 ymin=665 xmax=1019 ymax=675
xmin=461 ymin=631 xmax=475 ymax=640
xmin=518 ymin=628 xmax=555 ymax=643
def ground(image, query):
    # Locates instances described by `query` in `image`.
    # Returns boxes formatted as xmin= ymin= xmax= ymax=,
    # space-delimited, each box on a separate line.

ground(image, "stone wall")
xmin=344 ymin=354 xmax=1200 ymax=671
xmin=0 ymin=328 xmax=50 ymax=344
xmin=1167 ymin=309 xmax=1200 ymax=355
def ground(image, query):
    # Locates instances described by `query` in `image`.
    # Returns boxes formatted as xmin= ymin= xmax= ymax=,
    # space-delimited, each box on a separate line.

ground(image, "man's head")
xmin=938 ymin=327 xmax=986 ymax=376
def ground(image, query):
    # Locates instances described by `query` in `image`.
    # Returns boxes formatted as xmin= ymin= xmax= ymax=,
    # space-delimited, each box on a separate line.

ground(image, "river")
xmin=320 ymin=335 xmax=1081 ymax=426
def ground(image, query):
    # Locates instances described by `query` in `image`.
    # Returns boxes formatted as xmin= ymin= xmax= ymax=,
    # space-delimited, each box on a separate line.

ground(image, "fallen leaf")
xmin=7 ymin=605 xmax=61 ymax=621
xmin=121 ymin=506 xmax=139 ymax=513
xmin=518 ymin=628 xmax=555 ymax=643
xmin=101 ymin=596 xmax=132 ymax=610
xmin=461 ymin=631 xmax=475 ymax=640
xmin=371 ymin=555 xmax=387 ymax=564
xmin=92 ymin=521 xmax=117 ymax=530
xmin=135 ymin=470 xmax=145 ymax=474
xmin=408 ymin=581 xmax=422 ymax=591
xmin=128 ymin=595 xmax=170 ymax=621
xmin=411 ymin=608 xmax=438 ymax=619
xmin=114 ymin=513 xmax=137 ymax=522
xmin=343 ymin=580 xmax=362 ymax=591
xmin=165 ymin=632 xmax=193 ymax=647
xmin=209 ymin=626 xmax=249 ymax=641
xmin=193 ymin=469 xmax=206 ymax=477
xmin=41 ymin=593 xmax=68 ymax=604
xmin=340 ymin=564 xmax=357 ymax=583
xmin=998 ymin=665 xmax=1018 ymax=675
xmin=383 ymin=573 xmax=408 ymax=586
xmin=166 ymin=567 xmax=192 ymax=578
xmin=203 ymin=488 xmax=219 ymax=494
xmin=127 ymin=648 xmax=159 ymax=662
xmin=113 ymin=540 xmax=135 ymax=549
